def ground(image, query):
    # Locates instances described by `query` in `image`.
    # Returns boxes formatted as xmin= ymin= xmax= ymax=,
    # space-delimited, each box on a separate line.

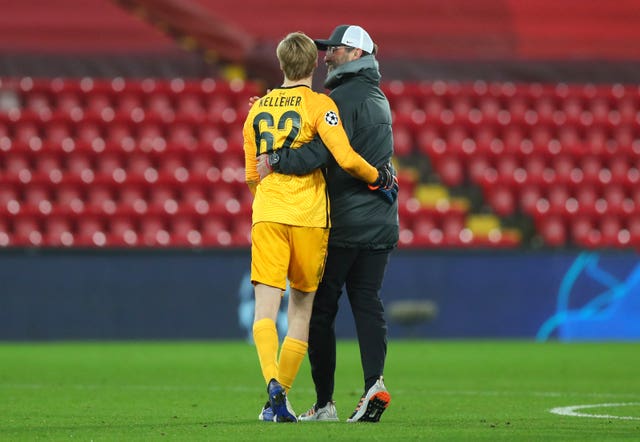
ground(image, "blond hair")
xmin=276 ymin=32 xmax=317 ymax=81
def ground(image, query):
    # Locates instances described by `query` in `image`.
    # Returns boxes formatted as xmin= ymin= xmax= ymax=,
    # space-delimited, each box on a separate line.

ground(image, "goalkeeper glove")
xmin=374 ymin=176 xmax=399 ymax=204
xmin=369 ymin=163 xmax=395 ymax=190
xmin=368 ymin=163 xmax=398 ymax=204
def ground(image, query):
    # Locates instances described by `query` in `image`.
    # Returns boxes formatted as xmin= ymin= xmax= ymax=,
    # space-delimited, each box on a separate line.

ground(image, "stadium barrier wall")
xmin=0 ymin=249 xmax=638 ymax=341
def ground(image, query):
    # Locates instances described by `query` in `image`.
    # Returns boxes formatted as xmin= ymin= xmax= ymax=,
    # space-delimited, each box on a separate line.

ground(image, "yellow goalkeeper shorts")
xmin=251 ymin=221 xmax=329 ymax=293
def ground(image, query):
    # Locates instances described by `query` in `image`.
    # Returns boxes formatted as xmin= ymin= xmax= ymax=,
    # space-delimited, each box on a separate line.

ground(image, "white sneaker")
xmin=298 ymin=401 xmax=339 ymax=422
xmin=346 ymin=377 xmax=391 ymax=423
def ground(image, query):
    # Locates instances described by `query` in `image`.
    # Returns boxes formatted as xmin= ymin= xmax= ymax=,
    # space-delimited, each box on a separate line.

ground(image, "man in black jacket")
xmin=257 ymin=24 xmax=399 ymax=423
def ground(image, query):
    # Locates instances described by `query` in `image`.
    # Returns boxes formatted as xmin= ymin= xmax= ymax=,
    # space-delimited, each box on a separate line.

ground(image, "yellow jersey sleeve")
xmin=312 ymin=94 xmax=378 ymax=184
xmin=243 ymin=114 xmax=260 ymax=194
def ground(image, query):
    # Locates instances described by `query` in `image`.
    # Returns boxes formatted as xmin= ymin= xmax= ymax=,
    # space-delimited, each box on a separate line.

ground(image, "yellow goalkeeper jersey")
xmin=243 ymin=85 xmax=378 ymax=228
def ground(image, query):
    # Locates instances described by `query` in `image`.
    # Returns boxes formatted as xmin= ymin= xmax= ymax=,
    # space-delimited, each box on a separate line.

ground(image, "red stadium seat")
xmin=76 ymin=120 xmax=104 ymax=147
xmin=170 ymin=214 xmax=202 ymax=246
xmin=609 ymin=155 xmax=630 ymax=183
xmin=423 ymin=96 xmax=445 ymax=120
xmin=75 ymin=216 xmax=107 ymax=247
xmin=551 ymin=154 xmax=574 ymax=182
xmin=108 ymin=216 xmax=139 ymax=246
xmin=502 ymin=125 xmax=525 ymax=154
xmin=519 ymin=184 xmax=543 ymax=215
xmin=546 ymin=184 xmax=571 ymax=213
xmin=523 ymin=154 xmax=547 ymax=183
xmin=66 ymin=152 xmax=93 ymax=178
xmin=56 ymin=91 xmax=82 ymax=115
xmin=0 ymin=185 xmax=18 ymax=207
xmin=506 ymin=95 xmax=528 ymax=122
xmin=467 ymin=155 xmax=491 ymax=184
xmin=176 ymin=93 xmax=205 ymax=119
xmin=55 ymin=184 xmax=84 ymax=214
xmin=599 ymin=214 xmax=622 ymax=247
xmin=575 ymin=184 xmax=598 ymax=213
xmin=602 ymin=184 xmax=628 ymax=213
xmin=201 ymin=216 xmax=232 ymax=246
xmin=167 ymin=123 xmax=196 ymax=149
xmin=579 ymin=155 xmax=603 ymax=183
xmin=530 ymin=125 xmax=553 ymax=154
xmin=35 ymin=152 xmax=62 ymax=178
xmin=116 ymin=92 xmax=143 ymax=117
xmin=451 ymin=95 xmax=473 ymax=121
xmin=557 ymin=124 xmax=582 ymax=154
xmin=539 ymin=215 xmax=566 ymax=247
xmin=198 ymin=124 xmax=225 ymax=149
xmin=477 ymin=96 xmax=501 ymax=123
xmin=11 ymin=215 xmax=43 ymax=246
xmin=23 ymin=184 xmax=52 ymax=213
xmin=25 ymin=91 xmax=52 ymax=115
xmin=209 ymin=183 xmax=241 ymax=214
xmin=97 ymin=152 xmax=124 ymax=177
xmin=44 ymin=120 xmax=72 ymax=146
xmin=442 ymin=214 xmax=465 ymax=246
xmin=126 ymin=152 xmax=154 ymax=179
xmin=86 ymin=185 xmax=117 ymax=214
xmin=188 ymin=152 xmax=218 ymax=179
xmin=486 ymin=185 xmax=516 ymax=217
xmin=474 ymin=125 xmax=499 ymax=153
xmin=570 ymin=215 xmax=593 ymax=246
xmin=230 ymin=218 xmax=252 ymax=246
xmin=86 ymin=92 xmax=113 ymax=116
xmin=118 ymin=184 xmax=147 ymax=214
xmin=392 ymin=125 xmax=413 ymax=156
xmin=585 ymin=126 xmax=610 ymax=156
xmin=628 ymin=214 xmax=640 ymax=246
xmin=415 ymin=126 xmax=443 ymax=156
xmin=617 ymin=97 xmax=637 ymax=125
xmin=14 ymin=120 xmax=41 ymax=147
xmin=206 ymin=95 xmax=234 ymax=122
xmin=589 ymin=97 xmax=611 ymax=125
xmin=179 ymin=185 xmax=209 ymax=213
xmin=137 ymin=122 xmax=165 ymax=152
xmin=3 ymin=153 xmax=31 ymax=178
xmin=104 ymin=123 xmax=133 ymax=151
xmin=495 ymin=154 xmax=519 ymax=180
xmin=44 ymin=216 xmax=74 ymax=246
xmin=146 ymin=92 xmax=174 ymax=119
xmin=148 ymin=184 xmax=178 ymax=214
xmin=435 ymin=155 xmax=465 ymax=187
xmin=411 ymin=216 xmax=437 ymax=242
xmin=561 ymin=96 xmax=583 ymax=124
xmin=393 ymin=95 xmax=418 ymax=119
xmin=533 ymin=96 xmax=556 ymax=124
xmin=139 ymin=215 xmax=170 ymax=246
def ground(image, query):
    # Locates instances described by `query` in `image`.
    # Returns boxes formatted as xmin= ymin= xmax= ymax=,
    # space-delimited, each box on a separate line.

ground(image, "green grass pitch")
xmin=1 ymin=340 xmax=639 ymax=441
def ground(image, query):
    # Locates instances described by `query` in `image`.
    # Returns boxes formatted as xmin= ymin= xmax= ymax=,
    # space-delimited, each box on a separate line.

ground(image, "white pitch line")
xmin=550 ymin=402 xmax=640 ymax=421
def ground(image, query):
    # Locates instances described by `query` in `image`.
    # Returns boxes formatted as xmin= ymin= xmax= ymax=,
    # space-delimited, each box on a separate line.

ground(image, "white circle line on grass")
xmin=550 ymin=402 xmax=640 ymax=420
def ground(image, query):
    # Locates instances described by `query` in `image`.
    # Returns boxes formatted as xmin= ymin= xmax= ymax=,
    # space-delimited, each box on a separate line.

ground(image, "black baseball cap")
xmin=314 ymin=25 xmax=374 ymax=53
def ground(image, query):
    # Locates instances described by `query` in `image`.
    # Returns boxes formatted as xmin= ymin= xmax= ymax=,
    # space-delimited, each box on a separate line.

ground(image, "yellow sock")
xmin=253 ymin=318 xmax=279 ymax=385
xmin=277 ymin=336 xmax=308 ymax=392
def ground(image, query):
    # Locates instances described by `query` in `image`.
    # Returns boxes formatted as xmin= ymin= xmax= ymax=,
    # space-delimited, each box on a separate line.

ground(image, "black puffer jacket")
xmin=275 ymin=55 xmax=399 ymax=249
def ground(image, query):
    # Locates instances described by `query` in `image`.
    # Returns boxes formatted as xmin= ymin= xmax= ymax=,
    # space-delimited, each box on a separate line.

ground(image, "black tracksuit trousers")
xmin=307 ymin=245 xmax=391 ymax=407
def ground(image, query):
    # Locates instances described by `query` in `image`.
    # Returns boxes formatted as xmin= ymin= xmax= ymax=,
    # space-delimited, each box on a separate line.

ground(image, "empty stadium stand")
xmin=2 ymin=76 xmax=638 ymax=249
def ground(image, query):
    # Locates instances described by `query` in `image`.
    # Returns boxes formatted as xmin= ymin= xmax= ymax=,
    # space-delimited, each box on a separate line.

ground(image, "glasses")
xmin=326 ymin=45 xmax=353 ymax=54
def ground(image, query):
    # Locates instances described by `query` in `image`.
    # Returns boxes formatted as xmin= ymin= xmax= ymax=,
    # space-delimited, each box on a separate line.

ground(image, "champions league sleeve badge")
xmin=324 ymin=110 xmax=339 ymax=126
